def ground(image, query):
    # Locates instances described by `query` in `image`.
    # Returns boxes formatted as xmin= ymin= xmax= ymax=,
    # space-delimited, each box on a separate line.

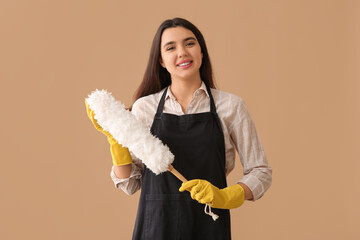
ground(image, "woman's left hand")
xmin=179 ymin=179 xmax=245 ymax=209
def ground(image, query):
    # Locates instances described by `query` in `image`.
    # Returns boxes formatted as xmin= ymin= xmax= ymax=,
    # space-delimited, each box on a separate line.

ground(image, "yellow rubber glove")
xmin=85 ymin=100 xmax=132 ymax=166
xmin=179 ymin=179 xmax=245 ymax=209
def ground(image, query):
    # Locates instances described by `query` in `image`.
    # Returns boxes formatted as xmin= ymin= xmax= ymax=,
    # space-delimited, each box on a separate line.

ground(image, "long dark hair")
xmin=133 ymin=18 xmax=215 ymax=103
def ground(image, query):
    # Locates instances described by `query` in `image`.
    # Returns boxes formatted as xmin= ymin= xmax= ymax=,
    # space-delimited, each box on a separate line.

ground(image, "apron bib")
xmin=132 ymin=84 xmax=231 ymax=240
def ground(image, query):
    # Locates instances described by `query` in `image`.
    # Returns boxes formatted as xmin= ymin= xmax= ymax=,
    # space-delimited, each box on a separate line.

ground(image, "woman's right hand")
xmin=85 ymin=100 xmax=132 ymax=166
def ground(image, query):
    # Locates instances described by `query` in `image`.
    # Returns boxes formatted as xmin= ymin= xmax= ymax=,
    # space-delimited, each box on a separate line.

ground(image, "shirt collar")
xmin=166 ymin=81 xmax=210 ymax=100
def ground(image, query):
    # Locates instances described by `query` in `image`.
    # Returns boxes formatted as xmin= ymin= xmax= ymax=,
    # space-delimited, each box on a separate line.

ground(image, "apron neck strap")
xmin=205 ymin=83 xmax=216 ymax=114
xmin=156 ymin=83 xmax=217 ymax=115
xmin=156 ymin=87 xmax=168 ymax=115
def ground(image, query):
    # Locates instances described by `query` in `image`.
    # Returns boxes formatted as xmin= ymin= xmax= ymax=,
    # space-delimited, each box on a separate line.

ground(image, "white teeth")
xmin=178 ymin=62 xmax=191 ymax=66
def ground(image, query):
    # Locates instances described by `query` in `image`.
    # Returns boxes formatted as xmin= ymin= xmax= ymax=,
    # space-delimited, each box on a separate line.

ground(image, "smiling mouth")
xmin=177 ymin=61 xmax=192 ymax=67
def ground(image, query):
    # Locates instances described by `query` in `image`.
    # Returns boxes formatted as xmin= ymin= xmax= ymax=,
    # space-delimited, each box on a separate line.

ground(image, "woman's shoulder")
xmin=210 ymin=88 xmax=246 ymax=108
xmin=131 ymin=88 xmax=166 ymax=116
xmin=210 ymin=88 xmax=251 ymax=130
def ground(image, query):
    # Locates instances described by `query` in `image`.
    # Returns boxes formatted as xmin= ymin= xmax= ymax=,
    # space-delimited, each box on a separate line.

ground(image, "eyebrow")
xmin=162 ymin=37 xmax=197 ymax=49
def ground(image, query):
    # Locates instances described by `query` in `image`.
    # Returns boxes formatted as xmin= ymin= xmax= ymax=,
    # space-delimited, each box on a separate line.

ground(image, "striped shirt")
xmin=110 ymin=81 xmax=272 ymax=200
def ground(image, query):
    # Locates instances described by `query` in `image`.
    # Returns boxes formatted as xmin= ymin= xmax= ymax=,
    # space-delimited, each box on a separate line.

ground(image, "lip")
xmin=176 ymin=59 xmax=192 ymax=66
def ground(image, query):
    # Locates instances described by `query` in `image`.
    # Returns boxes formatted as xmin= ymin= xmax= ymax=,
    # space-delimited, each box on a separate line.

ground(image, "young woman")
xmin=87 ymin=17 xmax=272 ymax=240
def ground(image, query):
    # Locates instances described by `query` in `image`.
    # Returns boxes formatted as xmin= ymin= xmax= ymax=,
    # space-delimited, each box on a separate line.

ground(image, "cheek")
xmin=160 ymin=56 xmax=168 ymax=68
xmin=163 ymin=56 xmax=175 ymax=67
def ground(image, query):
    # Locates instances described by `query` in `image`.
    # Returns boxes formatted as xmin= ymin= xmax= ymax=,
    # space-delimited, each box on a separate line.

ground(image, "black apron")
xmin=132 ymin=84 xmax=231 ymax=240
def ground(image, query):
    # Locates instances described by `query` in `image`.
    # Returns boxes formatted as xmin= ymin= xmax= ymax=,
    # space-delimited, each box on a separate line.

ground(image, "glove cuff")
xmin=215 ymin=184 xmax=245 ymax=209
xmin=110 ymin=143 xmax=132 ymax=166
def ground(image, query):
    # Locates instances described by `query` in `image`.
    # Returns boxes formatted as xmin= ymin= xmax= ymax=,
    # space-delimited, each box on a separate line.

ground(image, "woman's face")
xmin=159 ymin=26 xmax=203 ymax=82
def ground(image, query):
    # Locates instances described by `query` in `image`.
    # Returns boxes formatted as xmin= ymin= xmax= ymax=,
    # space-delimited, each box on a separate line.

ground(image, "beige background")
xmin=1 ymin=0 xmax=359 ymax=239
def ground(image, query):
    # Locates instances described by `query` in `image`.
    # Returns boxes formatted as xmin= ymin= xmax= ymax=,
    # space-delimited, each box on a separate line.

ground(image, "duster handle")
xmin=168 ymin=164 xmax=218 ymax=221
xmin=168 ymin=164 xmax=187 ymax=183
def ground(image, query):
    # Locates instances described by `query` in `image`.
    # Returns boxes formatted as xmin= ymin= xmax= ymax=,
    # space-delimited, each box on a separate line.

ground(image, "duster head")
xmin=86 ymin=89 xmax=174 ymax=175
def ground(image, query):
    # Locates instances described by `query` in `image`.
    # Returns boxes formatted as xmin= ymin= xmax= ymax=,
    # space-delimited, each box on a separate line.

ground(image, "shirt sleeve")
xmin=110 ymin=152 xmax=144 ymax=195
xmin=229 ymin=99 xmax=272 ymax=201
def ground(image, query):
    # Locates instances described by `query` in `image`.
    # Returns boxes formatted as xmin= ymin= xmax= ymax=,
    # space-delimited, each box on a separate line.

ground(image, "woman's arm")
xmin=110 ymin=157 xmax=143 ymax=195
xmin=230 ymin=99 xmax=272 ymax=201
xmin=113 ymin=164 xmax=132 ymax=179
xmin=238 ymin=182 xmax=254 ymax=200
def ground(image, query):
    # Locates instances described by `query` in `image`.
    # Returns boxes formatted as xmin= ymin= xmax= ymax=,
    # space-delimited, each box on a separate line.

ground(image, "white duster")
xmin=86 ymin=89 xmax=174 ymax=175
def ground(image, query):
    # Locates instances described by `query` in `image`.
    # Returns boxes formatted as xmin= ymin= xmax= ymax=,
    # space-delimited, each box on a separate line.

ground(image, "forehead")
xmin=161 ymin=26 xmax=197 ymax=44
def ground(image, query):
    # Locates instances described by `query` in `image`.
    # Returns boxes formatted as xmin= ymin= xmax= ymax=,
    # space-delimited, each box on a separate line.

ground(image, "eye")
xmin=186 ymin=42 xmax=195 ymax=47
xmin=166 ymin=46 xmax=175 ymax=51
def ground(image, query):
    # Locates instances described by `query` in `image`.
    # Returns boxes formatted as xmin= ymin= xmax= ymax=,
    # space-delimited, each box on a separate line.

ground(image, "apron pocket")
xmin=145 ymin=194 xmax=182 ymax=240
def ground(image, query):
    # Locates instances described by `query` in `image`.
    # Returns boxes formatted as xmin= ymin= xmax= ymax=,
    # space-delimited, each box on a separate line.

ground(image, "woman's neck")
xmin=170 ymin=77 xmax=202 ymax=113
xmin=170 ymin=79 xmax=201 ymax=99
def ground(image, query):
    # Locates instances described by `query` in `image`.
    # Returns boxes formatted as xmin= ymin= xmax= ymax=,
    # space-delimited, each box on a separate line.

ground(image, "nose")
xmin=177 ymin=45 xmax=188 ymax=58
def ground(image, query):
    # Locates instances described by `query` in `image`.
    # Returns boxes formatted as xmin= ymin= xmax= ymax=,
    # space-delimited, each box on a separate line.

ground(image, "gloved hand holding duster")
xmin=85 ymin=101 xmax=132 ymax=166
xmin=179 ymin=180 xmax=245 ymax=209
xmin=85 ymin=89 xmax=184 ymax=180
